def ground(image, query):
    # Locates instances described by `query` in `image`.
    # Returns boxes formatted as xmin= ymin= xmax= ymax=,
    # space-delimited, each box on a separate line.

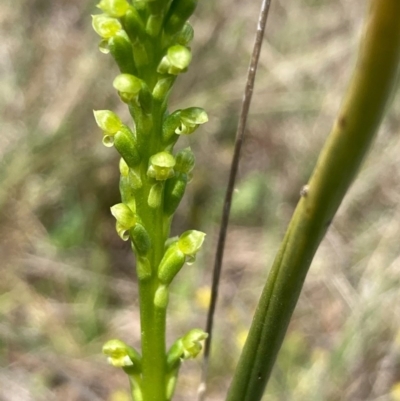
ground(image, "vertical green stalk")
xmin=92 ymin=1 xmax=208 ymax=400
xmin=226 ymin=1 xmax=400 ymax=400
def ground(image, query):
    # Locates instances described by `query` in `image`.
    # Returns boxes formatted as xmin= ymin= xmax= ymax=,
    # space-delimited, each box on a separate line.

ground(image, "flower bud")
xmin=119 ymin=157 xmax=130 ymax=177
xmin=176 ymin=107 xmax=208 ymax=135
xmin=146 ymin=13 xmax=163 ymax=37
xmin=102 ymin=339 xmax=142 ymax=369
xmin=148 ymin=182 xmax=163 ymax=209
xmin=97 ymin=0 xmax=130 ymax=17
xmin=147 ymin=152 xmax=176 ymax=181
xmin=162 ymin=110 xmax=182 ymax=142
xmin=175 ymin=22 xmax=194 ymax=46
xmin=157 ymin=45 xmax=192 ymax=75
xmin=130 ymin=223 xmax=151 ymax=256
xmin=138 ymin=84 xmax=153 ymax=114
xmin=163 ymin=173 xmax=187 ymax=216
xmin=113 ymin=73 xmax=143 ymax=103
xmin=157 ymin=242 xmax=186 ymax=284
xmin=114 ymin=126 xmax=141 ymax=167
xmin=152 ymin=77 xmax=175 ymax=102
xmin=120 ymin=175 xmax=136 ymax=213
xmin=166 ymin=339 xmax=184 ymax=370
xmin=136 ymin=256 xmax=152 ymax=280
xmin=181 ymin=328 xmax=208 ymax=359
xmin=175 ymin=147 xmax=195 ymax=174
xmin=108 ymin=31 xmax=136 ymax=74
xmin=122 ymin=7 xmax=146 ymax=42
xmin=93 ymin=110 xmax=123 ymax=134
xmin=110 ymin=203 xmax=136 ymax=240
xmin=154 ymin=284 xmax=169 ymax=309
xmin=164 ymin=0 xmax=198 ymax=35
xmin=92 ymin=14 xmax=122 ymax=38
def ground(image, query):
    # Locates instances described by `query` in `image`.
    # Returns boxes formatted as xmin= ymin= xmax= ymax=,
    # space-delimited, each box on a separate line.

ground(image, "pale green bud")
xmin=181 ymin=328 xmax=208 ymax=359
xmin=152 ymin=77 xmax=175 ymax=101
xmin=119 ymin=158 xmax=130 ymax=177
xmin=114 ymin=126 xmax=141 ymax=167
xmin=176 ymin=107 xmax=208 ymax=135
xmin=164 ymin=0 xmax=198 ymax=35
xmin=108 ymin=31 xmax=137 ymax=74
xmin=92 ymin=14 xmax=122 ymax=38
xmin=110 ymin=203 xmax=136 ymax=240
xmin=154 ymin=284 xmax=169 ymax=309
xmin=148 ymin=182 xmax=163 ymax=208
xmin=123 ymin=7 xmax=146 ymax=42
xmin=147 ymin=152 xmax=176 ymax=181
xmin=175 ymin=22 xmax=194 ymax=46
xmin=130 ymin=223 xmax=151 ymax=255
xmin=157 ymin=45 xmax=192 ymax=75
xmin=163 ymin=173 xmax=187 ymax=216
xmin=162 ymin=110 xmax=182 ymax=142
xmin=93 ymin=110 xmax=123 ymax=134
xmin=175 ymin=147 xmax=195 ymax=173
xmin=136 ymin=256 xmax=152 ymax=280
xmin=97 ymin=0 xmax=130 ymax=17
xmin=113 ymin=73 xmax=143 ymax=103
xmin=102 ymin=339 xmax=142 ymax=369
xmin=157 ymin=242 xmax=185 ymax=284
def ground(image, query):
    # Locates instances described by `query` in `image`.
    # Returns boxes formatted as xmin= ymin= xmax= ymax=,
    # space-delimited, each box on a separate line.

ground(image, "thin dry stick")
xmin=197 ymin=1 xmax=272 ymax=400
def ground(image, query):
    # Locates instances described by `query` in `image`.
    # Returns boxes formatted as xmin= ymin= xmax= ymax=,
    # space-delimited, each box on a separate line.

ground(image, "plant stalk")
xmin=226 ymin=1 xmax=400 ymax=400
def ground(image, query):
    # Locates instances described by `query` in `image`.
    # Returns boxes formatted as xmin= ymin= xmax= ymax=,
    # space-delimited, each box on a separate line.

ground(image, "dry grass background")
xmin=1 ymin=0 xmax=400 ymax=400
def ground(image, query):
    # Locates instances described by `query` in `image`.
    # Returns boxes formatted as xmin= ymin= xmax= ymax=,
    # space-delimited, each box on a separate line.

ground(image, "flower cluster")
xmin=92 ymin=0 xmax=208 ymax=399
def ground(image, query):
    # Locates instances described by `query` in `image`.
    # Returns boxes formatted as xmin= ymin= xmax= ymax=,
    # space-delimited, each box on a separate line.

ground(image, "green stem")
xmin=226 ymin=1 xmax=400 ymax=400
xmin=137 ymin=186 xmax=168 ymax=401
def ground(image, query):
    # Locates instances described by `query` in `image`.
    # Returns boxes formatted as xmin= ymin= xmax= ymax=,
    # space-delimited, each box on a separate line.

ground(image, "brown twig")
xmin=197 ymin=1 xmax=272 ymax=400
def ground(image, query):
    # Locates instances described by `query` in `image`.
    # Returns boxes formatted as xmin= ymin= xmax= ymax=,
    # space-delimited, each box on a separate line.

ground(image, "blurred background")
xmin=2 ymin=0 xmax=400 ymax=400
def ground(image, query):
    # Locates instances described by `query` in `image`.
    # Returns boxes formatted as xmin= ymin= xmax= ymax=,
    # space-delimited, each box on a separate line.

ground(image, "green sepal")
xmin=157 ymin=242 xmax=185 ymax=284
xmin=130 ymin=223 xmax=151 ymax=255
xmin=164 ymin=0 xmax=198 ymax=35
xmin=93 ymin=109 xmax=123 ymax=134
xmin=108 ymin=31 xmax=137 ymax=74
xmin=114 ymin=126 xmax=141 ymax=167
xmin=148 ymin=182 xmax=164 ymax=208
xmin=163 ymin=172 xmax=187 ymax=216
